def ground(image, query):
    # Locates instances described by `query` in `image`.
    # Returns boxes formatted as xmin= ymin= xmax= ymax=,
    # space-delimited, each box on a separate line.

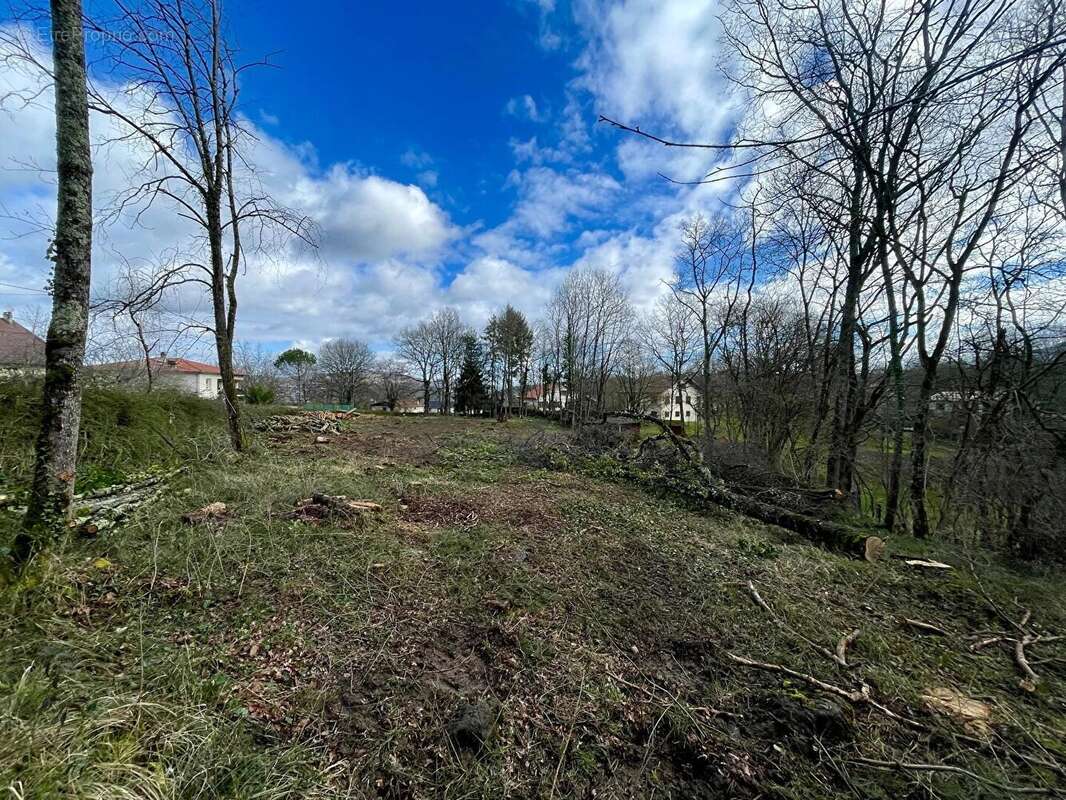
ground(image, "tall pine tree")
xmin=454 ymin=334 xmax=488 ymax=415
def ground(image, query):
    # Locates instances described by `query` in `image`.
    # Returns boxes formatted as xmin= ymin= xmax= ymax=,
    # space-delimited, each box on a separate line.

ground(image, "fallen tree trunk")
xmin=604 ymin=413 xmax=883 ymax=559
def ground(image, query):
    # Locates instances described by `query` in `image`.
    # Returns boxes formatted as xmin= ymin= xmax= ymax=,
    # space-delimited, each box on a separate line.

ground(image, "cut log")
xmin=607 ymin=412 xmax=885 ymax=559
xmin=65 ymin=468 xmax=183 ymax=536
xmin=181 ymin=502 xmax=229 ymax=525
xmin=289 ymin=494 xmax=382 ymax=526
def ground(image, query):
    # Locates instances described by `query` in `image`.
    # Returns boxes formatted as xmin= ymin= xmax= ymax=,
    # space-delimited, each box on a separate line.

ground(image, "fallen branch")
xmin=1015 ymin=639 xmax=1041 ymax=691
xmin=966 ymin=600 xmax=1062 ymax=692
xmin=836 ymin=630 xmax=861 ymax=668
xmin=746 ymin=581 xmax=856 ymax=667
xmin=903 ymin=618 xmax=951 ymax=637
xmin=726 ymin=652 xmax=924 ymax=730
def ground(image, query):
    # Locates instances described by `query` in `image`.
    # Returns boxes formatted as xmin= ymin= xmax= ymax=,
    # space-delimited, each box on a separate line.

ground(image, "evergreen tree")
xmin=485 ymin=305 xmax=534 ymax=417
xmin=454 ymin=334 xmax=488 ymax=415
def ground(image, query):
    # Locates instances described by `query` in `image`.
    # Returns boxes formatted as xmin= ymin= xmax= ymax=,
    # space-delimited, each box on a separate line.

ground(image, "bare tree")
xmin=649 ymin=294 xmax=699 ymax=424
xmin=614 ymin=329 xmax=657 ymax=413
xmin=396 ymin=320 xmax=439 ymax=414
xmin=318 ymin=337 xmax=374 ymax=405
xmin=671 ymin=212 xmax=750 ymax=443
xmin=79 ymin=0 xmax=315 ymax=450
xmin=91 ymin=256 xmax=198 ymax=391
xmin=719 ymin=294 xmax=814 ymax=472
xmin=606 ymin=0 xmax=1066 ymax=535
xmin=234 ymin=340 xmax=280 ymax=399
xmin=548 ymin=267 xmax=631 ymax=425
xmin=428 ymin=307 xmax=466 ymax=414
xmin=374 ymin=358 xmax=406 ymax=412
xmin=15 ymin=0 xmax=93 ymax=565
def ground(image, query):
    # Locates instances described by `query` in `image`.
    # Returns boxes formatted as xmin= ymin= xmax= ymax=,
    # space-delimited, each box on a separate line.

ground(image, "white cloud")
xmin=505 ymin=94 xmax=543 ymax=122
xmin=2 ymin=1 xmax=745 ymax=357
xmin=447 ymin=255 xmax=563 ymax=325
xmin=0 ymin=28 xmax=459 ymax=353
xmin=574 ymin=0 xmax=740 ymax=180
xmin=400 ymin=148 xmax=434 ymax=169
xmin=300 ymin=168 xmax=457 ymax=262
xmin=520 ymin=0 xmax=564 ymax=50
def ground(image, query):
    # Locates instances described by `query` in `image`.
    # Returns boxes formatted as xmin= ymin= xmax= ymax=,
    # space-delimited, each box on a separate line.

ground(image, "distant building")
xmin=651 ymin=379 xmax=702 ymax=421
xmin=0 ymin=311 xmax=46 ymax=375
xmin=930 ymin=390 xmax=966 ymax=415
xmin=523 ymin=383 xmax=567 ymax=410
xmin=95 ymin=353 xmax=244 ymax=399
xmin=371 ymin=379 xmax=452 ymax=413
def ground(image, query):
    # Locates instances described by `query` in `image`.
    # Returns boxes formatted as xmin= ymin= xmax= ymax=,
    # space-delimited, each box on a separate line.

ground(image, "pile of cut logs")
xmin=71 ymin=468 xmax=183 ymax=536
xmin=1 ymin=468 xmax=183 ymax=537
xmin=252 ymin=410 xmax=357 ymax=436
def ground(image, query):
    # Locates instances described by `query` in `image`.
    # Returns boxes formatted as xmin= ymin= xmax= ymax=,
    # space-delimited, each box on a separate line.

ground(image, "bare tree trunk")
xmin=207 ymin=209 xmax=242 ymax=450
xmin=16 ymin=0 xmax=93 ymax=565
xmin=909 ymin=372 xmax=936 ymax=537
xmin=825 ymin=278 xmax=859 ymax=492
xmin=878 ymin=237 xmax=908 ymax=531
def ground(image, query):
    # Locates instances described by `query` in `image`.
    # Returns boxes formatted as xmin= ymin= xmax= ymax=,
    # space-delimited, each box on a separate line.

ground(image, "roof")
xmin=0 ymin=314 xmax=46 ymax=367
xmin=155 ymin=357 xmax=227 ymax=375
xmin=97 ymin=356 xmax=244 ymax=377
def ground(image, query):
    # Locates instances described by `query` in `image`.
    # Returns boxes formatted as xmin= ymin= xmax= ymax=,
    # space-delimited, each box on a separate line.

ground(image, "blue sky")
xmin=230 ymin=0 xmax=577 ymax=228
xmin=0 ymin=0 xmax=741 ymax=354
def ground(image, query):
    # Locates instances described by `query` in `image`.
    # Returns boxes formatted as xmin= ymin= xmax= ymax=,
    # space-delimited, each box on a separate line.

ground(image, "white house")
xmin=652 ymin=380 xmax=702 ymax=422
xmin=930 ymin=390 xmax=966 ymax=415
xmin=97 ymin=355 xmax=243 ymax=399
xmin=523 ymin=383 xmax=567 ymax=410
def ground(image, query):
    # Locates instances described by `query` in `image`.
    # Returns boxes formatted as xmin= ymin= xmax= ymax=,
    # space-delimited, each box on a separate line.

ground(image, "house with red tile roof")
xmin=0 ymin=311 xmax=46 ymax=374
xmin=95 ymin=353 xmax=244 ymax=399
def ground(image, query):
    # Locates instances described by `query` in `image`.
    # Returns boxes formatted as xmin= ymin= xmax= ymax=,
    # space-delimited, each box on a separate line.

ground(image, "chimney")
xmin=2 ymin=311 xmax=11 ymax=323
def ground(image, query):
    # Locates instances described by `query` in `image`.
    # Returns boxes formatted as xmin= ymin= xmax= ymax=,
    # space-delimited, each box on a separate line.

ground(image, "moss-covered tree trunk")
xmin=16 ymin=0 xmax=93 ymax=565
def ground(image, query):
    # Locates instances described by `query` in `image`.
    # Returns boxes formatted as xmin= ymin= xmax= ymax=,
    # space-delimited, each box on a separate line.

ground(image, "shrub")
xmin=244 ymin=384 xmax=276 ymax=405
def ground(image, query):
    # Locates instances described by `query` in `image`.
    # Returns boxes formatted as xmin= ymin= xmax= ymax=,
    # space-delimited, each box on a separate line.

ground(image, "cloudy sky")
xmin=0 ymin=0 xmax=743 ymax=355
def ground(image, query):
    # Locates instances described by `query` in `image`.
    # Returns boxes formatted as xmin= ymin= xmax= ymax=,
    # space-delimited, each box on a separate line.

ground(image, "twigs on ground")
xmin=968 ymin=603 xmax=1062 ymax=692
xmin=849 ymin=756 xmax=1059 ymax=796
xmin=745 ymin=581 xmax=858 ymax=667
xmin=902 ymin=618 xmax=951 ymax=636
xmin=725 ymin=652 xmax=924 ymax=730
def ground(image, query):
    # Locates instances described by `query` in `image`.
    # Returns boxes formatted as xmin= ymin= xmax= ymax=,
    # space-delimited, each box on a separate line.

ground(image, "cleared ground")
xmin=1 ymin=412 xmax=1064 ymax=798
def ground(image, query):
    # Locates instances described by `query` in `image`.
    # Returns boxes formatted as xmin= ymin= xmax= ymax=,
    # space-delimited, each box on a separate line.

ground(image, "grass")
xmin=0 ymin=398 xmax=1064 ymax=798
xmin=0 ymin=381 xmax=232 ymax=495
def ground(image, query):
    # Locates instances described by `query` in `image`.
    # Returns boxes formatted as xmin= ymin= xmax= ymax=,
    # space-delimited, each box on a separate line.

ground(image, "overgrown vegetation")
xmin=2 ymin=406 xmax=1062 ymax=798
xmin=0 ymin=381 xmax=231 ymax=496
